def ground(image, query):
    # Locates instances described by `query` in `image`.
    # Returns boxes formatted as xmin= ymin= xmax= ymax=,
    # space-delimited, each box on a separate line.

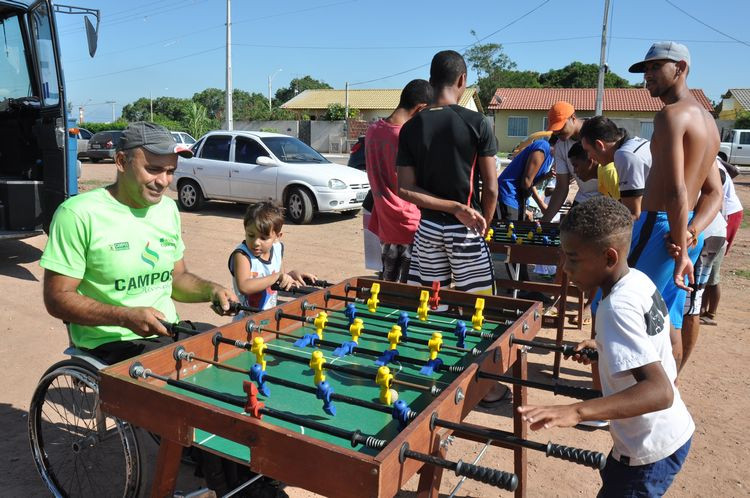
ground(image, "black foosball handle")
xmin=454 ymin=460 xmax=519 ymax=491
xmin=561 ymin=344 xmax=599 ymax=361
xmin=554 ymin=384 xmax=603 ymax=400
xmin=546 ymin=443 xmax=606 ymax=470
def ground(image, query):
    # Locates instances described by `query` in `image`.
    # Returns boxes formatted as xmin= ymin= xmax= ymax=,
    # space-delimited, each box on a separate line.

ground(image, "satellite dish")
xmin=84 ymin=16 xmax=98 ymax=57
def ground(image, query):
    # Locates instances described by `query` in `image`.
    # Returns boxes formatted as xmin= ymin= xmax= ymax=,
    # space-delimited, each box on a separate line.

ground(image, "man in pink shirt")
xmin=366 ymin=79 xmax=432 ymax=281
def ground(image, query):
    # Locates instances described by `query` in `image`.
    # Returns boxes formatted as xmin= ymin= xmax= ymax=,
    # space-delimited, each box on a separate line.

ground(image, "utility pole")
xmin=225 ymin=0 xmax=233 ymax=130
xmin=595 ymin=0 xmax=611 ymax=116
xmin=268 ymin=69 xmax=282 ymax=112
xmin=78 ymin=106 xmax=84 ymax=124
xmin=149 ymin=91 xmax=153 ymax=121
xmin=106 ymin=100 xmax=116 ymax=122
xmin=344 ymin=82 xmax=349 ymax=143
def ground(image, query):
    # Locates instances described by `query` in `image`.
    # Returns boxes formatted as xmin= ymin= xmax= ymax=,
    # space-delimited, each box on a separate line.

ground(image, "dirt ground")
xmin=1 ymin=161 xmax=749 ymax=497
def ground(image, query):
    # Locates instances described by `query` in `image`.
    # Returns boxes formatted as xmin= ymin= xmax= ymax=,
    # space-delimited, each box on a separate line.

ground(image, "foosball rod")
xmin=248 ymin=322 xmax=478 ymax=371
xmin=305 ymin=300 xmax=508 ymax=339
xmin=399 ymin=443 xmax=518 ymax=491
xmin=128 ymin=362 xmax=387 ymax=449
xmin=322 ymin=293 xmax=511 ymax=335
xmin=160 ymin=320 xmax=203 ymax=339
xmin=476 ymin=371 xmax=602 ymax=400
xmin=275 ymin=309 xmax=473 ymax=356
xmin=172 ymin=346 xmax=419 ymax=420
xmin=430 ymin=415 xmax=605 ymax=469
xmin=212 ymin=332 xmax=442 ymax=394
xmin=510 ymin=335 xmax=599 ymax=361
xmin=343 ymin=283 xmax=525 ymax=318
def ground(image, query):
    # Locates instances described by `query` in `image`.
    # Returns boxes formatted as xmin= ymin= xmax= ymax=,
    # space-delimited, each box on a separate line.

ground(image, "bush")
xmin=323 ymin=103 xmax=360 ymax=120
xmin=735 ymin=110 xmax=750 ymax=129
xmin=79 ymin=120 xmax=129 ymax=133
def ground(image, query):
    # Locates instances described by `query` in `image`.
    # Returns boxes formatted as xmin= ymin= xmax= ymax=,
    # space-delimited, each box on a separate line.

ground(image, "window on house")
xmin=542 ymin=117 xmax=548 ymax=131
xmin=507 ymin=117 xmax=528 ymax=137
xmin=640 ymin=121 xmax=654 ymax=140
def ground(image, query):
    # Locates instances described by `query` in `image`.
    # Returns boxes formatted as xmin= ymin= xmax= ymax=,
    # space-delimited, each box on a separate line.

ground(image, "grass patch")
xmin=78 ymin=179 xmax=109 ymax=192
xmin=742 ymin=208 xmax=750 ymax=229
xmin=733 ymin=269 xmax=750 ymax=280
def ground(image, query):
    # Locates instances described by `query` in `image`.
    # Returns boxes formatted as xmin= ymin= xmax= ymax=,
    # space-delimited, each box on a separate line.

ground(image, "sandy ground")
xmin=1 ymin=161 xmax=749 ymax=497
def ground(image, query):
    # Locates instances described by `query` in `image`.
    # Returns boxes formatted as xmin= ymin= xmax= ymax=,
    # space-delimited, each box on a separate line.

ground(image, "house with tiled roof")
xmin=488 ymin=88 xmax=714 ymax=152
xmin=281 ymin=88 xmax=482 ymax=121
xmin=717 ymin=88 xmax=750 ymax=120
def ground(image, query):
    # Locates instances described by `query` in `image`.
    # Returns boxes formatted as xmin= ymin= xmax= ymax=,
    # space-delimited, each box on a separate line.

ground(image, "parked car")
xmin=508 ymin=130 xmax=553 ymax=159
xmin=68 ymin=127 xmax=93 ymax=159
xmin=719 ymin=129 xmax=750 ymax=166
xmin=171 ymin=131 xmax=197 ymax=148
xmin=87 ymin=130 xmax=124 ymax=162
xmin=348 ymin=135 xmax=366 ymax=170
xmin=171 ymin=131 xmax=370 ymax=224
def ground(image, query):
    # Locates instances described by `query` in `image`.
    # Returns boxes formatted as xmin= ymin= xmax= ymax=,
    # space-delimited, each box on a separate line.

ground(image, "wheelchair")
xmin=28 ymin=344 xmax=143 ymax=498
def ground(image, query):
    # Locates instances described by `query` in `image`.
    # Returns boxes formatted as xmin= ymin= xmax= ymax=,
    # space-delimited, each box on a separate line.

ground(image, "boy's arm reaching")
xmin=518 ymin=361 xmax=674 ymax=431
xmin=231 ymin=252 xmax=280 ymax=295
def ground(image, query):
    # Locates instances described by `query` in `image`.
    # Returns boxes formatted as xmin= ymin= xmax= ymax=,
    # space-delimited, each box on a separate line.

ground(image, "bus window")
xmin=0 ymin=15 xmax=32 ymax=100
xmin=30 ymin=3 xmax=60 ymax=106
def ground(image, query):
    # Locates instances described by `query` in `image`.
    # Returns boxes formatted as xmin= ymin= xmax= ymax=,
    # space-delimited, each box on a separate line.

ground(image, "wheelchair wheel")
xmin=28 ymin=358 xmax=141 ymax=498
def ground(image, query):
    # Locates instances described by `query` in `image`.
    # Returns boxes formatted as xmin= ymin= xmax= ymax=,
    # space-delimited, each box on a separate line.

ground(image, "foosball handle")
xmin=545 ymin=443 xmax=606 ymax=470
xmin=454 ymin=460 xmax=519 ymax=491
xmin=554 ymin=384 xmax=603 ymax=400
xmin=562 ymin=345 xmax=599 ymax=361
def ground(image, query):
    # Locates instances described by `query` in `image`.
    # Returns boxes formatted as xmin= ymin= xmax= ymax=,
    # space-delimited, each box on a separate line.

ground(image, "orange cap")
xmin=547 ymin=101 xmax=575 ymax=131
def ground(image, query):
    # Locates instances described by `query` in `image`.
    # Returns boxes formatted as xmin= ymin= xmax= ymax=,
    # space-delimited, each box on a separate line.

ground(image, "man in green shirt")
xmin=41 ymin=121 xmax=236 ymax=364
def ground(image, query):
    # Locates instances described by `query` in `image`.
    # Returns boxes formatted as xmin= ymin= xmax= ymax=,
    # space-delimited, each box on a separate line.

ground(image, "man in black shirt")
xmin=397 ymin=50 xmax=498 ymax=295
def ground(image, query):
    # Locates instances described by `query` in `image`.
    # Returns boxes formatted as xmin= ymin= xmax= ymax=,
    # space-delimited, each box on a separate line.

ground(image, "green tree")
xmin=464 ymin=38 xmax=516 ymax=79
xmin=538 ymin=62 xmax=632 ymax=88
xmin=192 ymin=88 xmax=225 ymax=120
xmin=322 ymin=103 xmax=359 ymax=120
xmin=184 ymin=102 xmax=216 ymax=138
xmin=478 ymin=69 xmax=541 ymax=108
xmin=274 ymin=76 xmax=332 ymax=105
xmin=735 ymin=110 xmax=750 ymax=129
xmin=121 ymin=97 xmax=152 ymax=122
xmin=121 ymin=96 xmax=192 ymax=123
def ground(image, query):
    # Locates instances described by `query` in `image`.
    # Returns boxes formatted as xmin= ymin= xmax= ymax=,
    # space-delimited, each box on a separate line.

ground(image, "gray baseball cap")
xmin=629 ymin=41 xmax=691 ymax=73
xmin=117 ymin=121 xmax=193 ymax=158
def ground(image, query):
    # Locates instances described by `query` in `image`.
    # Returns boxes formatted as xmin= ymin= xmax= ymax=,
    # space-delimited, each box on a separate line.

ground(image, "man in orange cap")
xmin=541 ymin=101 xmax=600 ymax=222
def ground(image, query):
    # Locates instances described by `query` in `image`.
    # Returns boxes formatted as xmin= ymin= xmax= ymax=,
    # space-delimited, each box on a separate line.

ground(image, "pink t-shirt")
xmin=365 ymin=119 xmax=420 ymax=244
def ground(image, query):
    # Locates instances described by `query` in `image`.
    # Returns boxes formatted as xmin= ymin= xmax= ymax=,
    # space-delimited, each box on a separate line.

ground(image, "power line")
xmin=349 ymin=0 xmax=551 ymax=86
xmin=663 ymin=0 xmax=750 ymax=48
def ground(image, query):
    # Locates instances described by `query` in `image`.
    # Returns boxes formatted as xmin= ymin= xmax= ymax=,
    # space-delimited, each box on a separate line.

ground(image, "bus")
xmin=0 ymin=0 xmax=98 ymax=240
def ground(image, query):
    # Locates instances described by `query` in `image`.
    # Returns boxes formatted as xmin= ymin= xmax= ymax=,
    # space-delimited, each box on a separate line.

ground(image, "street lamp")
xmin=268 ymin=68 xmax=282 ymax=112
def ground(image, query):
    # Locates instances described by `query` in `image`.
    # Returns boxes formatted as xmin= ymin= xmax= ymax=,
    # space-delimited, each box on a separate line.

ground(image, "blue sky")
xmin=55 ymin=0 xmax=750 ymax=123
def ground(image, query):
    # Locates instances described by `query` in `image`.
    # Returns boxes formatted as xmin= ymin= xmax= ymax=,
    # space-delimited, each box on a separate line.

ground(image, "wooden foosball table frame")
xmin=99 ymin=278 xmax=542 ymax=497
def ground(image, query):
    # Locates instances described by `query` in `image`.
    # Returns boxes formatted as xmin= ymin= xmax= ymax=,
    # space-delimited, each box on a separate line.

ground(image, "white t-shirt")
xmin=719 ymin=162 xmax=743 ymax=216
xmin=554 ymin=138 xmax=599 ymax=203
xmin=595 ymin=268 xmax=694 ymax=465
xmin=614 ymin=137 xmax=651 ymax=198
xmin=228 ymin=240 xmax=283 ymax=314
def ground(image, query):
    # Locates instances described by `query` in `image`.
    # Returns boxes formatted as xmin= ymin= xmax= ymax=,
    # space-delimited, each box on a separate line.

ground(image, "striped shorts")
xmin=407 ymin=218 xmax=494 ymax=294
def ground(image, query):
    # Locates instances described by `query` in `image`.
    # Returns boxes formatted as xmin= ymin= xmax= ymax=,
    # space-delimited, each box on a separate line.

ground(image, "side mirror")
xmin=84 ymin=16 xmax=99 ymax=57
xmin=256 ymin=156 xmax=276 ymax=167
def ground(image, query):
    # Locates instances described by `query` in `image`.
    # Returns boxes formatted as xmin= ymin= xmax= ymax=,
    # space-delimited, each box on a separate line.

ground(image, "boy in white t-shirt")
xmin=519 ymin=197 xmax=694 ymax=496
xmin=228 ymin=202 xmax=316 ymax=314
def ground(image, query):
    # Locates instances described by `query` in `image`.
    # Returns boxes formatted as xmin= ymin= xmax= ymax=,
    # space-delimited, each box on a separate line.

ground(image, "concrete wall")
xmin=235 ymin=120 xmax=299 ymax=137
xmin=310 ymin=120 xmax=345 ymax=152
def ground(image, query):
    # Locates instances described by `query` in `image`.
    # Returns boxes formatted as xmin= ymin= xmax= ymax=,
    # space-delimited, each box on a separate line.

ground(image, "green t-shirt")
xmin=40 ymin=188 xmax=185 ymax=349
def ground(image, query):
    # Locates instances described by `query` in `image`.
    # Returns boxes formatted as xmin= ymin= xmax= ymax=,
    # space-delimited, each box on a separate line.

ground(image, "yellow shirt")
xmin=598 ymin=162 xmax=620 ymax=200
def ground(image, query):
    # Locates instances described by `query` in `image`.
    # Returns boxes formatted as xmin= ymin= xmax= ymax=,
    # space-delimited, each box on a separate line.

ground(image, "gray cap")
xmin=629 ymin=41 xmax=691 ymax=73
xmin=117 ymin=121 xmax=193 ymax=158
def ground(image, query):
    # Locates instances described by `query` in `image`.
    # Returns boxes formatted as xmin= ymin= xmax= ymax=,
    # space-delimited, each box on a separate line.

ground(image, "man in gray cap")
xmin=625 ymin=42 xmax=722 ymax=373
xmin=41 ymin=121 xmax=236 ymax=362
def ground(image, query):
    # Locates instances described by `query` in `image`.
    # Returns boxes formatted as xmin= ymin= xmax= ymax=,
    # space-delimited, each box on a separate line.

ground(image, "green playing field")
xmin=165 ymin=301 xmax=508 ymax=462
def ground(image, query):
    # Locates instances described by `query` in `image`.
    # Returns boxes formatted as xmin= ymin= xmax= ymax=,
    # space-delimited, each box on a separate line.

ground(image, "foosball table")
xmin=99 ymin=278 xmax=603 ymax=497
xmin=487 ymin=220 xmax=585 ymax=378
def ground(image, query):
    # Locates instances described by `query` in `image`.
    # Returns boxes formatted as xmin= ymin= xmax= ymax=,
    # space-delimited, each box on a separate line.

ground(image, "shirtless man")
xmin=628 ymin=41 xmax=722 ymax=369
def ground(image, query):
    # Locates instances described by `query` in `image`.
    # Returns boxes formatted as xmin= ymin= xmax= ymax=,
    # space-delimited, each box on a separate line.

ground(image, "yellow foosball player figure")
xmin=376 ymin=365 xmax=398 ymax=405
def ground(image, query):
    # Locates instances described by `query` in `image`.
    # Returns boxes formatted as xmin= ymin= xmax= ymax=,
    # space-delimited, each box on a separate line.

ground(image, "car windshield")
xmin=182 ymin=133 xmax=196 ymax=144
xmin=260 ymin=137 xmax=329 ymax=164
xmin=0 ymin=15 xmax=33 ymax=100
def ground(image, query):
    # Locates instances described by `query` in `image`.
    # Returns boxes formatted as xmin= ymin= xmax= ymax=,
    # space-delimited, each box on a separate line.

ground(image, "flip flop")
xmin=478 ymin=386 xmax=513 ymax=409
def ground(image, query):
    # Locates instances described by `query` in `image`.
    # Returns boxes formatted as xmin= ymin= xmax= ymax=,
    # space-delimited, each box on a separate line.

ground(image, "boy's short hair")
xmin=398 ymin=79 xmax=433 ymax=109
xmin=567 ymin=142 xmax=589 ymax=161
xmin=561 ymin=196 xmax=633 ymax=250
xmin=429 ymin=50 xmax=467 ymax=89
xmin=579 ymin=115 xmax=626 ymax=145
xmin=243 ymin=201 xmax=285 ymax=235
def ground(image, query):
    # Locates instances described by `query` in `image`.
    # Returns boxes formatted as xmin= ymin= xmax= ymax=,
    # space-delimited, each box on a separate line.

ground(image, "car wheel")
xmin=286 ymin=187 xmax=314 ymax=224
xmin=177 ymin=180 xmax=204 ymax=212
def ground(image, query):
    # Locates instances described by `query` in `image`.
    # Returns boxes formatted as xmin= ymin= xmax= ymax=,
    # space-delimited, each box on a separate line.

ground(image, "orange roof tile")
xmin=488 ymin=88 xmax=713 ymax=113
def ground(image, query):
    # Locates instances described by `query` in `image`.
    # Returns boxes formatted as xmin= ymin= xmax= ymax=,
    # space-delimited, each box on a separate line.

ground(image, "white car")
xmin=171 ymin=131 xmax=197 ymax=148
xmin=171 ymin=131 xmax=370 ymax=224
